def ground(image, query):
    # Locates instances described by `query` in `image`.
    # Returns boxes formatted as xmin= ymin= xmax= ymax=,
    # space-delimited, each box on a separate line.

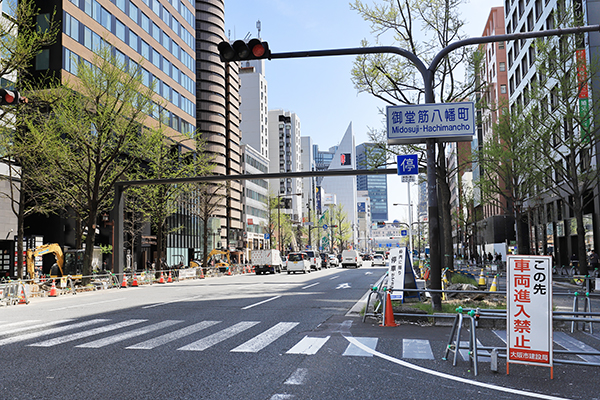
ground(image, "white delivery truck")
xmin=251 ymin=249 xmax=284 ymax=275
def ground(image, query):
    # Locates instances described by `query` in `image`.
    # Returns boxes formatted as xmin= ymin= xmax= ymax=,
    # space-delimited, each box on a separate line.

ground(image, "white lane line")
xmin=49 ymin=298 xmax=126 ymax=311
xmin=344 ymin=336 xmax=571 ymax=400
xmin=0 ymin=319 xmax=103 ymax=346
xmin=284 ymin=368 xmax=308 ymax=385
xmin=329 ymin=276 xmax=340 ymax=280
xmin=286 ymin=336 xmax=330 ymax=355
xmin=270 ymin=394 xmax=295 ymax=399
xmin=142 ymin=295 xmax=204 ymax=309
xmin=302 ymin=283 xmax=320 ymax=289
xmin=241 ymin=295 xmax=282 ymax=310
xmin=76 ymin=320 xmax=182 ymax=348
xmin=30 ymin=320 xmax=147 ymax=347
xmin=127 ymin=321 xmax=221 ymax=350
xmin=231 ymin=322 xmax=299 ymax=353
xmin=178 ymin=321 xmax=260 ymax=351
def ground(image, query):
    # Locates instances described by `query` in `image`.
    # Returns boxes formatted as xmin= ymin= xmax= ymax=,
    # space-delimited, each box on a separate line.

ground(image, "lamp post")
xmin=277 ymin=193 xmax=302 ymax=254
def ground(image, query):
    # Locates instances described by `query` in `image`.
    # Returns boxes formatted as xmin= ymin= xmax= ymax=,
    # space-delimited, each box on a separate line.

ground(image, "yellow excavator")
xmin=206 ymin=249 xmax=231 ymax=272
xmin=25 ymin=244 xmax=84 ymax=279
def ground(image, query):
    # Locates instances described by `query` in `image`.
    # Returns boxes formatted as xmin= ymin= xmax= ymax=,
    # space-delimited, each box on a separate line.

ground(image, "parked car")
xmin=341 ymin=249 xmax=362 ymax=268
xmin=304 ymin=250 xmax=322 ymax=271
xmin=286 ymin=252 xmax=311 ymax=274
xmin=320 ymin=253 xmax=329 ymax=268
xmin=362 ymin=254 xmax=373 ymax=261
xmin=328 ymin=254 xmax=339 ymax=267
xmin=372 ymin=254 xmax=385 ymax=266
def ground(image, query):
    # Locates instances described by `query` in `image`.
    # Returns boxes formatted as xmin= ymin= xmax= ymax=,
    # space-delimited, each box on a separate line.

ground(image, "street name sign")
xmin=387 ymin=102 xmax=475 ymax=144
xmin=506 ymin=255 xmax=553 ymax=377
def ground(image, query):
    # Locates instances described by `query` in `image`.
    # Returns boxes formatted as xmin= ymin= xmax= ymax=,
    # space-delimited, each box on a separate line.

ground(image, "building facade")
xmin=356 ymin=143 xmax=388 ymax=222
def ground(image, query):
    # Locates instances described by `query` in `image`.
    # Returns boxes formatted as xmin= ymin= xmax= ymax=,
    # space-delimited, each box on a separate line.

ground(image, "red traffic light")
xmin=217 ymin=39 xmax=270 ymax=62
xmin=0 ymin=89 xmax=23 ymax=105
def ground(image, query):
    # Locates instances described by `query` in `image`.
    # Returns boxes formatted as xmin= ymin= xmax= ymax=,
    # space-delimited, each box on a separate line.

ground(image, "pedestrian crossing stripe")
xmin=4 ymin=319 xmax=600 ymax=360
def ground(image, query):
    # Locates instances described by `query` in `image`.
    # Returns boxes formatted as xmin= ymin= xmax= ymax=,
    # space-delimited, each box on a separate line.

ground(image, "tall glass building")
xmin=356 ymin=143 xmax=388 ymax=222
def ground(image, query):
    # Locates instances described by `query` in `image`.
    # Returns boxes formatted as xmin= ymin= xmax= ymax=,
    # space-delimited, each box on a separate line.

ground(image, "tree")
xmin=188 ymin=181 xmax=225 ymax=269
xmin=0 ymin=0 xmax=60 ymax=278
xmin=350 ymin=0 xmax=485 ymax=309
xmin=23 ymin=43 xmax=159 ymax=282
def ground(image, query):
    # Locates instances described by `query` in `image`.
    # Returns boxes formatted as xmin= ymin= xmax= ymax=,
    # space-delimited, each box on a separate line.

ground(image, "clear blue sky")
xmin=224 ymin=0 xmax=503 ymax=222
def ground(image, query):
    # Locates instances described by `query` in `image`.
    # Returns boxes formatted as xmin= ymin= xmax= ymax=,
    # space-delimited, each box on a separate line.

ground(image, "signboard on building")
xmin=506 ymin=255 xmax=553 ymax=375
xmin=357 ymin=202 xmax=366 ymax=213
xmin=387 ymin=247 xmax=419 ymax=302
xmin=387 ymin=102 xmax=475 ymax=144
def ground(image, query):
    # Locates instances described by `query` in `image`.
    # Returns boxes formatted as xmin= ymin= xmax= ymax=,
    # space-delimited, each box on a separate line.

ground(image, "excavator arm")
xmin=26 ymin=244 xmax=65 ymax=278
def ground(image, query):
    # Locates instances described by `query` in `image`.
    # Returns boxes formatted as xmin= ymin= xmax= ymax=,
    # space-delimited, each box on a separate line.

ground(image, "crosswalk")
xmin=2 ymin=318 xmax=600 ymax=362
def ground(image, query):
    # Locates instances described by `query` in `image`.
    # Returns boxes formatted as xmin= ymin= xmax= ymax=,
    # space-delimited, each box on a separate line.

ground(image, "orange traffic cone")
xmin=158 ymin=272 xmax=165 ymax=284
xmin=227 ymin=267 xmax=232 ymax=276
xmin=121 ymin=273 xmax=128 ymax=288
xmin=49 ymin=280 xmax=58 ymax=297
xmin=167 ymin=271 xmax=173 ymax=283
xmin=199 ymin=267 xmax=205 ymax=279
xmin=381 ymin=292 xmax=397 ymax=327
xmin=131 ymin=272 xmax=139 ymax=287
xmin=18 ymin=282 xmax=28 ymax=304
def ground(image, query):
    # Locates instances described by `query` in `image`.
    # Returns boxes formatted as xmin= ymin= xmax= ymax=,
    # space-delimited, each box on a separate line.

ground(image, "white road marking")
xmin=142 ymin=295 xmax=204 ymax=309
xmin=241 ymin=295 xmax=282 ymax=310
xmin=329 ymin=275 xmax=340 ymax=280
xmin=0 ymin=319 xmax=103 ymax=346
xmin=49 ymin=298 xmax=126 ymax=311
xmin=343 ymin=337 xmax=378 ymax=357
xmin=231 ymin=322 xmax=299 ymax=353
xmin=76 ymin=320 xmax=182 ymax=348
xmin=178 ymin=321 xmax=260 ymax=351
xmin=0 ymin=320 xmax=43 ymax=334
xmin=344 ymin=336 xmax=571 ymax=400
xmin=335 ymin=283 xmax=351 ymax=289
xmin=301 ymin=283 xmax=320 ymax=289
xmin=284 ymin=368 xmax=308 ymax=385
xmin=286 ymin=336 xmax=330 ymax=355
xmin=30 ymin=319 xmax=147 ymax=347
xmin=270 ymin=394 xmax=295 ymax=399
xmin=402 ymin=339 xmax=434 ymax=359
xmin=127 ymin=320 xmax=221 ymax=350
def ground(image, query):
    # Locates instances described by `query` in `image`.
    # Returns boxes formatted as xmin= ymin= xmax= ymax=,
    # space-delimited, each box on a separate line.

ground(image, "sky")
xmin=223 ymin=0 xmax=503 ymax=223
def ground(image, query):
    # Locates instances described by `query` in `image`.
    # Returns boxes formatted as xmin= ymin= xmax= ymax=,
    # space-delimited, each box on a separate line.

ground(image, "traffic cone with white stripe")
xmin=489 ymin=275 xmax=498 ymax=292
xmin=49 ymin=280 xmax=58 ymax=297
xmin=478 ymin=269 xmax=486 ymax=289
xmin=167 ymin=271 xmax=173 ymax=283
xmin=381 ymin=291 xmax=397 ymax=327
xmin=158 ymin=272 xmax=165 ymax=284
xmin=131 ymin=271 xmax=139 ymax=287
xmin=121 ymin=273 xmax=128 ymax=288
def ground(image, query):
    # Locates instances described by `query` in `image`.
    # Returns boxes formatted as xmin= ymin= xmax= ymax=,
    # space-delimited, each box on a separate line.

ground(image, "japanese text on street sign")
xmin=387 ymin=102 xmax=475 ymax=144
xmin=506 ymin=255 xmax=553 ymax=368
xmin=397 ymin=154 xmax=418 ymax=175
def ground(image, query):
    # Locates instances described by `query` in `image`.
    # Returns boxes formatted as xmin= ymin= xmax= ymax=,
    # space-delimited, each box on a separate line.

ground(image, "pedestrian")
xmin=487 ymin=252 xmax=493 ymax=263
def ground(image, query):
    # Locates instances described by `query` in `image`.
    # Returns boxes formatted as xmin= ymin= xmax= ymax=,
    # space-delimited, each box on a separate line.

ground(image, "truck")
xmin=251 ymin=249 xmax=283 ymax=275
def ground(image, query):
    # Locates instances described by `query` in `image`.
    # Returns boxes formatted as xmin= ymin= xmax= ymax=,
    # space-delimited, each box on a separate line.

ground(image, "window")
xmin=152 ymin=0 xmax=161 ymax=16
xmin=141 ymin=13 xmax=150 ymax=33
xmin=115 ymin=19 xmax=126 ymax=43
xmin=499 ymin=62 xmax=506 ymax=72
xmin=498 ymin=41 xmax=504 ymax=49
xmin=529 ymin=45 xmax=535 ymax=67
xmin=141 ymin=40 xmax=150 ymax=60
xmin=129 ymin=31 xmax=139 ymax=52
xmin=152 ymin=22 xmax=161 ymax=43
xmin=116 ymin=0 xmax=125 ymax=12
xmin=64 ymin=13 xmax=79 ymax=41
xmin=129 ymin=1 xmax=138 ymax=24
xmin=100 ymin=7 xmax=111 ymax=31
xmin=500 ymin=84 xmax=507 ymax=94
xmin=36 ymin=49 xmax=49 ymax=70
xmin=152 ymin=49 xmax=161 ymax=69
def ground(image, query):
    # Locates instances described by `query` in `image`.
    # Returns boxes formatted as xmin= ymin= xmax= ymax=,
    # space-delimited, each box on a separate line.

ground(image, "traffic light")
xmin=0 ymin=89 xmax=25 ymax=105
xmin=217 ymin=39 xmax=270 ymax=62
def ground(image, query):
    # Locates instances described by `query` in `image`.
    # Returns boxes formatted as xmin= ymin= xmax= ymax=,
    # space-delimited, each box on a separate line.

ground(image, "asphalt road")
xmin=1 ymin=264 xmax=599 ymax=400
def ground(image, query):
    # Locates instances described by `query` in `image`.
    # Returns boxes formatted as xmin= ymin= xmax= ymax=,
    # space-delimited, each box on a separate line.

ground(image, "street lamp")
xmin=277 ymin=193 xmax=302 ymax=254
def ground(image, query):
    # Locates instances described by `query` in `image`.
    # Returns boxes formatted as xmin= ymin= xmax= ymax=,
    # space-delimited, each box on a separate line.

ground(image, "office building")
xmin=356 ymin=143 xmax=388 ymax=222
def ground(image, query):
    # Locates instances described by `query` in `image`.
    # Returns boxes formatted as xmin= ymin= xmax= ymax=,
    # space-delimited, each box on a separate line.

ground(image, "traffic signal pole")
xmin=236 ymin=24 xmax=600 ymax=310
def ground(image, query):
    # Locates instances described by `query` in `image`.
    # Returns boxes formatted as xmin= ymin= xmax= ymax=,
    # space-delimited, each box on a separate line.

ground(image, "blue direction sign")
xmin=323 ymin=224 xmax=328 ymax=230
xmin=264 ymin=233 xmax=270 ymax=239
xmin=401 ymin=230 xmax=408 ymax=237
xmin=387 ymin=101 xmax=475 ymax=144
xmin=397 ymin=154 xmax=418 ymax=175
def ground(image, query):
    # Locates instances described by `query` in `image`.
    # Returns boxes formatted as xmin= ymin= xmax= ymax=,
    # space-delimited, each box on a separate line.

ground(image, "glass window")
xmin=152 ymin=22 xmax=160 ymax=43
xmin=36 ymin=49 xmax=49 ymax=70
xmin=171 ymin=16 xmax=179 ymax=36
xmin=141 ymin=40 xmax=150 ymax=60
xmin=84 ymin=26 xmax=92 ymax=49
xmin=163 ymin=83 xmax=171 ymax=101
xmin=162 ymin=8 xmax=170 ymax=26
xmin=129 ymin=31 xmax=138 ymax=52
xmin=115 ymin=49 xmax=126 ymax=66
xmin=84 ymin=0 xmax=93 ymax=16
xmin=152 ymin=0 xmax=160 ymax=16
xmin=172 ymin=89 xmax=180 ymax=107
xmin=171 ymin=42 xmax=180 ymax=59
xmin=172 ymin=66 xmax=180 ymax=84
xmin=162 ymin=32 xmax=170 ymax=51
xmin=101 ymin=7 xmax=111 ymax=31
xmin=162 ymin=58 xmax=171 ymax=77
xmin=142 ymin=68 xmax=150 ymax=87
xmin=116 ymin=0 xmax=125 ymax=12
xmin=65 ymin=13 xmax=79 ymax=42
xmin=141 ymin=12 xmax=150 ymax=33
xmin=115 ymin=19 xmax=126 ymax=43
xmin=152 ymin=49 xmax=161 ymax=69
xmin=128 ymin=1 xmax=138 ymax=24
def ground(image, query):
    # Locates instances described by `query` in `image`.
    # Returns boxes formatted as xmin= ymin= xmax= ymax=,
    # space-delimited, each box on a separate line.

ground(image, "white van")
xmin=286 ymin=252 xmax=311 ymax=274
xmin=341 ymin=250 xmax=362 ymax=268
